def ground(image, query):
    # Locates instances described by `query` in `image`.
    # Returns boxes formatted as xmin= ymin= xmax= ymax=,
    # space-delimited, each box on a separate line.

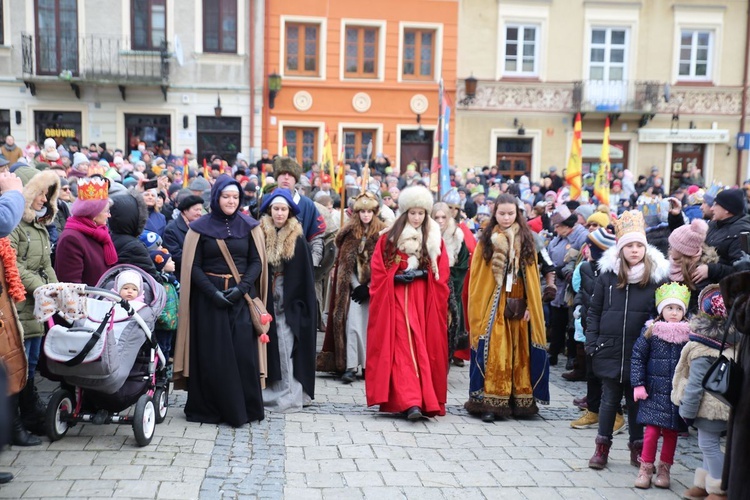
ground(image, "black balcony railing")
xmin=21 ymin=33 xmax=170 ymax=85
xmin=572 ymin=80 xmax=662 ymax=113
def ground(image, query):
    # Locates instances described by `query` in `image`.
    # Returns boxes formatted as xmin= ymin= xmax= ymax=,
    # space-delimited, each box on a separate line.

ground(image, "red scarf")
xmin=0 ymin=238 xmax=26 ymax=302
xmin=65 ymin=216 xmax=118 ymax=266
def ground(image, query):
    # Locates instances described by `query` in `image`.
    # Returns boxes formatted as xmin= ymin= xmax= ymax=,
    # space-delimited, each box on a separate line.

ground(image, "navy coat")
xmin=631 ymin=320 xmax=690 ymax=431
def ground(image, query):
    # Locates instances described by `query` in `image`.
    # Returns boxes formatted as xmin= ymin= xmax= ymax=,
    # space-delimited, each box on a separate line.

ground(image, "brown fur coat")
xmin=261 ymin=215 xmax=303 ymax=267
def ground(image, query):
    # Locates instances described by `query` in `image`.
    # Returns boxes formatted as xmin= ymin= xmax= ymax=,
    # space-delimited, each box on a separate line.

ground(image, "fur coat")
xmin=398 ymin=218 xmax=442 ymax=280
xmin=261 ymin=215 xmax=303 ymax=268
xmin=442 ymin=219 xmax=464 ymax=268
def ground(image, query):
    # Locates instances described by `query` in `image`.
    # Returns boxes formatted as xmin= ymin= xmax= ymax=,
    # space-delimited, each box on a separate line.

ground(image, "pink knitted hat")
xmin=668 ymin=218 xmax=708 ymax=258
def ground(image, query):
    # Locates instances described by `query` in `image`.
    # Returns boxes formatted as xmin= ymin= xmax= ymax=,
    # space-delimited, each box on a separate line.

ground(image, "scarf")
xmin=628 ymin=262 xmax=645 ymax=283
xmin=0 ymin=238 xmax=25 ymax=302
xmin=669 ymin=255 xmax=698 ymax=283
xmin=3 ymin=143 xmax=16 ymax=152
xmin=65 ymin=215 xmax=118 ymax=266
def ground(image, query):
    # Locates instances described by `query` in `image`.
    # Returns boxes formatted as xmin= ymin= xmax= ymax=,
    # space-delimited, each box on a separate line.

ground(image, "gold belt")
xmin=205 ymin=272 xmax=243 ymax=290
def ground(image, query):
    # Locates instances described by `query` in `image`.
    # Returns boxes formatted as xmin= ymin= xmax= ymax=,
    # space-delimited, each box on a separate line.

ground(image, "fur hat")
xmin=352 ymin=191 xmax=380 ymax=213
xmin=273 ymin=156 xmax=302 ymax=182
xmin=614 ymin=210 xmax=647 ymax=252
xmin=655 ymin=282 xmax=691 ymax=315
xmin=669 ymin=218 xmax=708 ymax=257
xmin=398 ymin=185 xmax=434 ymax=213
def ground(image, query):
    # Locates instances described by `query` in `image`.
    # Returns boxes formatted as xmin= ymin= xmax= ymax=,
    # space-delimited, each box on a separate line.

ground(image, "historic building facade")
xmin=263 ymin=0 xmax=457 ymax=172
xmin=0 ymin=0 xmax=264 ymax=163
xmin=456 ymin=0 xmax=749 ymax=187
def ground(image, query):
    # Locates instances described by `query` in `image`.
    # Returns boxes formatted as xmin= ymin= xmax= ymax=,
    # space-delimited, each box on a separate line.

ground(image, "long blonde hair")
xmin=616 ymin=246 xmax=653 ymax=288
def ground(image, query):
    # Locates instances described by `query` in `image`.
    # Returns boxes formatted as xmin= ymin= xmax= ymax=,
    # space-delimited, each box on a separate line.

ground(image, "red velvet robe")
xmin=365 ymin=234 xmax=450 ymax=416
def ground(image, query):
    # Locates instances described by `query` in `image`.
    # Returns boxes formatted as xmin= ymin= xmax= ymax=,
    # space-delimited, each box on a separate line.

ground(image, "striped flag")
xmin=322 ymin=128 xmax=334 ymax=179
xmin=281 ymin=139 xmax=288 ymax=157
xmin=202 ymin=158 xmax=209 ymax=179
xmin=565 ymin=113 xmax=582 ymax=200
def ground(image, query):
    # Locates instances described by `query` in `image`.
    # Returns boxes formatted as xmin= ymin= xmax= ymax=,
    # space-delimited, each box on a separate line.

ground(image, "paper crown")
xmin=614 ymin=210 xmax=645 ymax=239
xmin=77 ymin=177 xmax=109 ymax=201
xmin=655 ymin=282 xmax=691 ymax=310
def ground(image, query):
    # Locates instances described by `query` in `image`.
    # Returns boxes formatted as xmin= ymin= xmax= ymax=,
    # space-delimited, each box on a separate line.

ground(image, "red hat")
xmin=183 ymin=149 xmax=192 ymax=155
xmin=320 ymin=173 xmax=332 ymax=183
xmin=687 ymin=185 xmax=700 ymax=195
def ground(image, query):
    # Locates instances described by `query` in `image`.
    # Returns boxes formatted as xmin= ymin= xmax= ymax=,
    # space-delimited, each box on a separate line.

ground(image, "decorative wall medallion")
xmin=410 ymin=94 xmax=429 ymax=115
xmin=293 ymin=91 xmax=313 ymax=112
xmin=352 ymin=92 xmax=372 ymax=113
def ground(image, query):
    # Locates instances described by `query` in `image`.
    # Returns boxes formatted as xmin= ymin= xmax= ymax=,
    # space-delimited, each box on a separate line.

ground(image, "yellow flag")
xmin=565 ymin=113 xmax=582 ymax=200
xmin=322 ymin=128 xmax=334 ymax=178
xmin=595 ymin=117 xmax=611 ymax=206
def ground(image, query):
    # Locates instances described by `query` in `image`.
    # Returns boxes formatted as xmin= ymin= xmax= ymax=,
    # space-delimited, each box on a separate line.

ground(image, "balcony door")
xmin=587 ymin=28 xmax=628 ymax=108
xmin=36 ymin=0 xmax=78 ymax=76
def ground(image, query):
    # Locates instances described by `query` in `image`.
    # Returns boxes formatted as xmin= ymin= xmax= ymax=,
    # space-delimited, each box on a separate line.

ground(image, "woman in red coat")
xmin=365 ymin=185 xmax=449 ymax=420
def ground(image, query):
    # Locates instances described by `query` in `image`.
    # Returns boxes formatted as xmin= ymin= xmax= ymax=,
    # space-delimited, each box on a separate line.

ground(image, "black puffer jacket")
xmin=585 ymin=244 xmax=669 ymax=383
xmin=574 ymin=260 xmax=598 ymax=331
xmin=109 ymin=191 xmax=159 ymax=280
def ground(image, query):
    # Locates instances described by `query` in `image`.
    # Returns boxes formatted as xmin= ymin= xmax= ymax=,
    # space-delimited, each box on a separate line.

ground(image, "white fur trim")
xmin=705 ymin=475 xmax=725 ymax=495
xmin=598 ymin=244 xmax=670 ymax=283
xmin=426 ymin=218 xmax=442 ymax=280
xmin=398 ymin=186 xmax=434 ymax=213
xmin=651 ymin=321 xmax=691 ymax=344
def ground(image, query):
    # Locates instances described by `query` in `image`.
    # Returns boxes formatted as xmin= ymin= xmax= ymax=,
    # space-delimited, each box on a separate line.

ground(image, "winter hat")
xmin=588 ymin=227 xmax=617 ymax=251
xmin=575 ymin=204 xmax=595 ymax=221
xmin=71 ymin=177 xmax=110 ymax=218
xmin=273 ymin=156 xmax=302 ymax=182
xmin=442 ymin=188 xmax=461 ymax=208
xmin=587 ymin=212 xmax=610 ymax=228
xmin=115 ymin=269 xmax=142 ymax=295
xmin=714 ymin=188 xmax=746 ymax=216
xmin=177 ymin=194 xmax=204 ymax=212
xmin=668 ymin=218 xmax=708 ymax=257
xmin=550 ymin=204 xmax=574 ymax=227
xmin=259 ymin=188 xmax=300 ymax=216
xmin=476 ymin=205 xmax=491 ymax=217
xmin=398 ymin=185 xmax=434 ymax=213
xmin=188 ymin=176 xmax=211 ymax=192
xmin=150 ymin=248 xmax=172 ymax=273
xmin=687 ymin=188 xmax=705 ymax=206
xmin=139 ymin=230 xmax=162 ymax=251
xmin=42 ymin=138 xmax=60 ymax=161
xmin=544 ymin=190 xmax=557 ymax=201
xmin=352 ymin=191 xmax=380 ymax=213
xmin=72 ymin=152 xmax=89 ymax=170
xmin=470 ymin=186 xmax=485 ymax=199
xmin=698 ymin=284 xmax=727 ymax=318
xmin=614 ymin=210 xmax=647 ymax=252
xmin=655 ymin=282 xmax=691 ymax=315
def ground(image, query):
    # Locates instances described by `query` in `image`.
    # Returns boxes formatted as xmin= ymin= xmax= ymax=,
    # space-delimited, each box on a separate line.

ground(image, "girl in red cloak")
xmin=365 ymin=186 xmax=450 ymax=420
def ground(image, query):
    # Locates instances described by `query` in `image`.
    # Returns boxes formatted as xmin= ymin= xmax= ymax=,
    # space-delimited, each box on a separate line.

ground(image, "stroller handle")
xmin=84 ymin=287 xmax=136 ymax=316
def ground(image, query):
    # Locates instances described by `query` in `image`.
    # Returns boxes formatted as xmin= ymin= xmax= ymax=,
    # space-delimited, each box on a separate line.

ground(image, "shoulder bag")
xmin=701 ymin=301 xmax=743 ymax=408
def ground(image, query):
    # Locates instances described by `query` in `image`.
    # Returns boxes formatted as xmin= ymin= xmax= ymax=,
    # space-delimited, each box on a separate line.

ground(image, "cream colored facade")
xmin=456 ymin=0 xmax=749 ymax=188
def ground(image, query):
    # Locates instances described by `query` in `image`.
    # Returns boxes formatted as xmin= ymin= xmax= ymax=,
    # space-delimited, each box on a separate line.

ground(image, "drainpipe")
xmin=261 ymin=0 xmax=270 ymax=154
xmin=738 ymin=0 xmax=750 ymax=185
xmin=249 ymin=0 xmax=255 ymax=155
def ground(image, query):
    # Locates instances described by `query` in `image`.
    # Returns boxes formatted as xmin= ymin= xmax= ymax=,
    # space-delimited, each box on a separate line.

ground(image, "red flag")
xmin=203 ymin=158 xmax=209 ymax=179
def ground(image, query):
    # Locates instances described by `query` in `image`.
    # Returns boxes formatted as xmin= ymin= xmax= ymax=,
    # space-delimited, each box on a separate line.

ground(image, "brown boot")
xmin=627 ymin=439 xmax=643 ymax=467
xmin=653 ymin=462 xmax=671 ymax=488
xmin=588 ymin=435 xmax=612 ymax=470
xmin=562 ymin=343 xmax=587 ymax=381
xmin=682 ymin=468 xmax=708 ymax=499
xmin=705 ymin=474 xmax=727 ymax=499
xmin=634 ymin=461 xmax=654 ymax=488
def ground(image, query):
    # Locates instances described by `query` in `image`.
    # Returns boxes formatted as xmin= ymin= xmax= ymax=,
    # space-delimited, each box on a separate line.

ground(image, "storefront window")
xmin=0 ymin=110 xmax=10 ymax=143
xmin=34 ymin=110 xmax=82 ymax=148
xmin=582 ymin=140 xmax=628 ymax=174
xmin=125 ymin=113 xmax=171 ymax=154
xmin=197 ymin=116 xmax=241 ymax=164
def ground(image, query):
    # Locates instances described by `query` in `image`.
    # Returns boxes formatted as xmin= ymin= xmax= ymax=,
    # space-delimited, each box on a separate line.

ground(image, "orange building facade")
xmin=263 ymin=0 xmax=458 ymax=174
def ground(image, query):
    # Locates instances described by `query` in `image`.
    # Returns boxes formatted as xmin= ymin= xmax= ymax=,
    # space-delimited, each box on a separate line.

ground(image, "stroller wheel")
xmin=46 ymin=389 xmax=74 ymax=441
xmin=133 ymin=394 xmax=156 ymax=447
xmin=153 ymin=388 xmax=168 ymax=424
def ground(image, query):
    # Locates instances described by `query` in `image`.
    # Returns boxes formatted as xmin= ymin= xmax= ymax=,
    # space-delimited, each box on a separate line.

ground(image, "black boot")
xmin=19 ymin=380 xmax=46 ymax=436
xmin=0 ymin=472 xmax=12 ymax=484
xmin=11 ymin=395 xmax=41 ymax=447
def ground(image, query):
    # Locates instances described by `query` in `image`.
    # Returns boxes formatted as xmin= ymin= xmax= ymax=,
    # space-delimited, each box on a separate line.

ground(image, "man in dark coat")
xmin=108 ymin=190 xmax=159 ymax=279
xmin=163 ymin=195 xmax=204 ymax=279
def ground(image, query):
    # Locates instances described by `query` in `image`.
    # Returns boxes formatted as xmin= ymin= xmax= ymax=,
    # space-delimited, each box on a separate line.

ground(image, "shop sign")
xmin=638 ymin=129 xmax=730 ymax=144
xmin=44 ymin=128 xmax=77 ymax=138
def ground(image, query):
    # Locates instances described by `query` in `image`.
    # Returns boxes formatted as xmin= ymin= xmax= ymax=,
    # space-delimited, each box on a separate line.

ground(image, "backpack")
xmin=156 ymin=281 xmax=178 ymax=331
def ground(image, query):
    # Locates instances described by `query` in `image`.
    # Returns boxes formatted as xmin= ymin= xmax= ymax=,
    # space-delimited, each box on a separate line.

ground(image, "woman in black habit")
xmin=173 ymin=174 xmax=268 ymax=426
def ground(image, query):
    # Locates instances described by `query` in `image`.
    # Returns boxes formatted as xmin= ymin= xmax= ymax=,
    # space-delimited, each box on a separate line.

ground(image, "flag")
xmin=281 ymin=139 xmax=288 ymax=157
xmin=335 ymin=144 xmax=345 ymax=194
xmin=429 ymin=129 xmax=439 ymax=193
xmin=595 ymin=117 xmax=611 ymax=206
xmin=439 ymin=96 xmax=451 ymax=197
xmin=322 ymin=128 xmax=334 ymax=179
xmin=202 ymin=158 xmax=209 ymax=180
xmin=182 ymin=153 xmax=189 ymax=187
xmin=565 ymin=113 xmax=583 ymax=200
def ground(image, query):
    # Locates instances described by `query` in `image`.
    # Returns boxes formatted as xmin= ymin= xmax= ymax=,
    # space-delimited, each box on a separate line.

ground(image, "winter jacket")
xmin=163 ymin=215 xmax=189 ymax=278
xmin=585 ymin=244 xmax=669 ymax=383
xmin=145 ymin=208 xmax=167 ymax=237
xmin=9 ymin=169 xmax=59 ymax=339
xmin=109 ymin=192 xmax=159 ymax=280
xmin=548 ymin=223 xmax=588 ymax=307
xmin=631 ymin=321 xmax=690 ymax=431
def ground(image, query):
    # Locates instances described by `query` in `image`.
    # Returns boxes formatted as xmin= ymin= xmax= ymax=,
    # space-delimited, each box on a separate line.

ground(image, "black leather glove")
xmin=222 ymin=287 xmax=244 ymax=304
xmin=212 ymin=290 xmax=233 ymax=309
xmin=351 ymin=285 xmax=370 ymax=304
xmin=394 ymin=269 xmax=427 ymax=283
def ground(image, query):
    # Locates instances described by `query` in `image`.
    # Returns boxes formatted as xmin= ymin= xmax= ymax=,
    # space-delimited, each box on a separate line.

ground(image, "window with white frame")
xmin=678 ymin=30 xmax=712 ymax=80
xmin=589 ymin=28 xmax=628 ymax=81
xmin=504 ymin=24 xmax=538 ymax=76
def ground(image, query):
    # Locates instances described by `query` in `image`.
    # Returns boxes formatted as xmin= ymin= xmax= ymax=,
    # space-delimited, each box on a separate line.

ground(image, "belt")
xmin=205 ymin=272 xmax=243 ymax=290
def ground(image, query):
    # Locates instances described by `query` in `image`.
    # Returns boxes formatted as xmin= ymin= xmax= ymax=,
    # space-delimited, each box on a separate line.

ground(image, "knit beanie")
xmin=714 ymin=188 xmax=746 ymax=216
xmin=588 ymin=227 xmax=617 ymax=251
xmin=150 ymin=248 xmax=172 ymax=273
xmin=139 ymin=230 xmax=162 ymax=251
xmin=72 ymin=152 xmax=89 ymax=170
xmin=668 ymin=218 xmax=708 ymax=257
xmin=587 ymin=212 xmax=610 ymax=228
xmin=115 ymin=270 xmax=142 ymax=295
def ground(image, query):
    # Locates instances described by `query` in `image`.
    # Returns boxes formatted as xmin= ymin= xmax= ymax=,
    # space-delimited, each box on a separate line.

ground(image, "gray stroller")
xmin=36 ymin=265 xmax=168 ymax=446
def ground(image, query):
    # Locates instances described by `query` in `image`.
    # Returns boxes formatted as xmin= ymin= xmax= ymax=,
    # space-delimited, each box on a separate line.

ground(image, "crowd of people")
xmin=0 ymin=134 xmax=749 ymax=498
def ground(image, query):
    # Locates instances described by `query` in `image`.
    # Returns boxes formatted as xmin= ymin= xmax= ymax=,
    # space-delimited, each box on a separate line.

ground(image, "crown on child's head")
xmin=656 ymin=282 xmax=691 ymax=310
xmin=614 ymin=210 xmax=645 ymax=240
xmin=77 ymin=177 xmax=109 ymax=201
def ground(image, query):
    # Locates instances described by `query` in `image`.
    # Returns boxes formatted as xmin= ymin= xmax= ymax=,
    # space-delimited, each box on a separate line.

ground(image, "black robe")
xmin=265 ymin=236 xmax=317 ymax=400
xmin=184 ymin=234 xmax=264 ymax=426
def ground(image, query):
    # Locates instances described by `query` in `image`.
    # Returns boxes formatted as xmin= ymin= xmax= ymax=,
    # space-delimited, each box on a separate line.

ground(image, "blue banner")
xmin=440 ymin=103 xmax=451 ymax=197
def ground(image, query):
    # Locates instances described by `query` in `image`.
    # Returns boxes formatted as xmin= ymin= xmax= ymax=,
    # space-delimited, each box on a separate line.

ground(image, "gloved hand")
xmin=633 ymin=386 xmax=649 ymax=401
xmin=212 ymin=290 xmax=233 ymax=309
xmin=350 ymin=285 xmax=370 ymax=304
xmin=394 ymin=270 xmax=426 ymax=283
xmin=542 ymin=285 xmax=557 ymax=302
xmin=222 ymin=287 xmax=243 ymax=304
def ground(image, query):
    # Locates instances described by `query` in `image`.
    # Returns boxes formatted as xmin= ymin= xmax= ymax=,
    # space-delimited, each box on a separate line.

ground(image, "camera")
xmin=143 ymin=179 xmax=158 ymax=190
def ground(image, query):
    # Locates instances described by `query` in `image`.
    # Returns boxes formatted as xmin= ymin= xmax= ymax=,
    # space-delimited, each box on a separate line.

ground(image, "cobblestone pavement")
xmin=6 ymin=358 xmax=706 ymax=499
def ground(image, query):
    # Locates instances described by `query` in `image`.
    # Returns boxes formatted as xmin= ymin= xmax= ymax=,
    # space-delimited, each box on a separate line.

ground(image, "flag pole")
xmin=437 ymin=78 xmax=443 ymax=202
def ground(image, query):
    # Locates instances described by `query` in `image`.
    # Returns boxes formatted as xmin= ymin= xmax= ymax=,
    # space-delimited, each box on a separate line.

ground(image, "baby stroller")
xmin=35 ymin=265 xmax=168 ymax=446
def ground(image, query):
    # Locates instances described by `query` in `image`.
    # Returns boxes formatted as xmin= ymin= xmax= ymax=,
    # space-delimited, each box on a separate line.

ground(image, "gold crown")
xmin=77 ymin=177 xmax=109 ymax=201
xmin=614 ymin=210 xmax=645 ymax=240
xmin=655 ymin=282 xmax=691 ymax=309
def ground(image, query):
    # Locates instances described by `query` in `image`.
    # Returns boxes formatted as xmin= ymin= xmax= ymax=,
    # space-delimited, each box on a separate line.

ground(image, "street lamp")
xmin=459 ymin=74 xmax=478 ymax=106
xmin=268 ymin=72 xmax=282 ymax=109
xmin=214 ymin=95 xmax=222 ymax=117
xmin=416 ymin=114 xmax=425 ymax=139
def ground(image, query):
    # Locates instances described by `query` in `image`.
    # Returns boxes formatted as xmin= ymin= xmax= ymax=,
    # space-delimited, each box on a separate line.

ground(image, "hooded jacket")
xmin=585 ymin=244 xmax=669 ymax=383
xmin=109 ymin=191 xmax=159 ymax=279
xmin=9 ymin=168 xmax=59 ymax=339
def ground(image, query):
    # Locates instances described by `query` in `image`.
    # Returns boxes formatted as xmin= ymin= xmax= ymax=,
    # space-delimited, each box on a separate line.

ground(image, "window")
xmin=496 ymin=139 xmax=532 ymax=181
xmin=343 ymin=129 xmax=376 ymax=162
xmin=284 ymin=128 xmax=317 ymax=167
xmin=679 ymin=30 xmax=712 ymax=80
xmin=285 ymin=23 xmax=319 ymax=76
xmin=589 ymin=28 xmax=628 ymax=81
xmin=0 ymin=110 xmax=9 ymax=143
xmin=203 ymin=0 xmax=237 ymax=53
xmin=197 ymin=116 xmax=241 ymax=164
xmin=504 ymin=25 xmax=538 ymax=75
xmin=345 ymin=26 xmax=378 ymax=78
xmin=402 ymin=29 xmax=434 ymax=80
xmin=132 ymin=0 xmax=166 ymax=51
xmin=36 ymin=0 xmax=78 ymax=75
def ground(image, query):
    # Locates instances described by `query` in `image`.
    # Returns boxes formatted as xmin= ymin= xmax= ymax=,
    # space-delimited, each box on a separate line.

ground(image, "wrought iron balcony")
xmin=572 ymin=80 xmax=662 ymax=113
xmin=21 ymin=33 xmax=170 ymax=91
